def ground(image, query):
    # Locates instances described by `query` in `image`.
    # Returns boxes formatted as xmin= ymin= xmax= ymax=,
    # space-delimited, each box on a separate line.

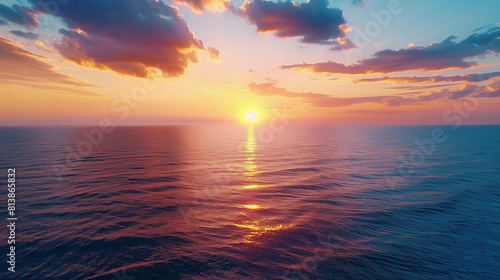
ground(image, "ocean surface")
xmin=0 ymin=125 xmax=499 ymax=280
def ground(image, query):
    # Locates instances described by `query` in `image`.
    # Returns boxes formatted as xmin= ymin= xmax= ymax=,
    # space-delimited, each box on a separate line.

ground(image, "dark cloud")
xmin=239 ymin=0 xmax=348 ymax=45
xmin=0 ymin=3 xmax=38 ymax=29
xmin=170 ymin=0 xmax=231 ymax=12
xmin=353 ymin=71 xmax=500 ymax=84
xmin=281 ymin=26 xmax=500 ymax=74
xmin=248 ymin=82 xmax=387 ymax=107
xmin=9 ymin=30 xmax=38 ymax=39
xmin=27 ymin=0 xmax=216 ymax=78
xmin=0 ymin=36 xmax=100 ymax=97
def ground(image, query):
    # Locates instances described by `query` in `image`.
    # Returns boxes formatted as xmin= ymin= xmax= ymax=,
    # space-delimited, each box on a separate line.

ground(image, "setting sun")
xmin=244 ymin=111 xmax=258 ymax=123
xmin=1 ymin=0 xmax=499 ymax=278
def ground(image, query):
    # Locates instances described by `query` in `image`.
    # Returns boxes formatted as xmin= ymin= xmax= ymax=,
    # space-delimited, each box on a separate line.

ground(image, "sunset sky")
xmin=1 ymin=0 xmax=500 ymax=125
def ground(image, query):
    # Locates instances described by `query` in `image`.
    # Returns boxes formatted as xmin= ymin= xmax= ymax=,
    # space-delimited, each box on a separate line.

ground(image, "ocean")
xmin=0 ymin=125 xmax=499 ymax=279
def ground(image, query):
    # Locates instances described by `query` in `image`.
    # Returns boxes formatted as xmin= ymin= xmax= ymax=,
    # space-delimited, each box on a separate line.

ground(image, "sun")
xmin=244 ymin=111 xmax=258 ymax=123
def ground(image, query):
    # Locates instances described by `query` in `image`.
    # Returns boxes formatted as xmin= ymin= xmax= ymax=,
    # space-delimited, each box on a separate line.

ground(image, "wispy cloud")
xmin=170 ymin=0 xmax=231 ymax=13
xmin=396 ymin=84 xmax=500 ymax=103
xmin=353 ymin=71 xmax=500 ymax=84
xmin=0 ymin=3 xmax=38 ymax=29
xmin=0 ymin=36 xmax=101 ymax=97
xmin=384 ymin=84 xmax=457 ymax=90
xmin=248 ymin=82 xmax=388 ymax=107
xmin=281 ymin=26 xmax=500 ymax=74
xmin=248 ymin=81 xmax=500 ymax=109
xmin=9 ymin=30 xmax=38 ymax=39
xmin=418 ymin=85 xmax=478 ymax=101
xmin=351 ymin=0 xmax=368 ymax=7
xmin=207 ymin=46 xmax=221 ymax=62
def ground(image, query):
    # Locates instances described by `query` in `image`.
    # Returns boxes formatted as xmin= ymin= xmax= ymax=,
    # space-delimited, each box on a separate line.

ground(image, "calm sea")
xmin=0 ymin=125 xmax=499 ymax=279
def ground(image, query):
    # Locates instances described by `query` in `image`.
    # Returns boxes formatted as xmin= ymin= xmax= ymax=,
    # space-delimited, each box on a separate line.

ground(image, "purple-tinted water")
xmin=0 ymin=125 xmax=499 ymax=279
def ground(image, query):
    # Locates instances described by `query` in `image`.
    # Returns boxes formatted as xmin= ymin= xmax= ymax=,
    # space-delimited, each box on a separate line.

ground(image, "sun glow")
xmin=240 ymin=204 xmax=264 ymax=209
xmin=244 ymin=111 xmax=258 ymax=123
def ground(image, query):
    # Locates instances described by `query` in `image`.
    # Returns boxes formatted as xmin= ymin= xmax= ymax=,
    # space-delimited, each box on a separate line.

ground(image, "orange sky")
xmin=1 ymin=0 xmax=500 ymax=125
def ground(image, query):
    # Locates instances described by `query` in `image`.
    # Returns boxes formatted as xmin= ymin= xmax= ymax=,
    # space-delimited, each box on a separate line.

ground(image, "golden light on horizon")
xmin=240 ymin=204 xmax=265 ymax=209
xmin=244 ymin=111 xmax=258 ymax=123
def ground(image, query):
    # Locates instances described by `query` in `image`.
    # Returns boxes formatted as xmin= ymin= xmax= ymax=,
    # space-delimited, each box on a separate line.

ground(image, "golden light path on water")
xmin=233 ymin=125 xmax=294 ymax=244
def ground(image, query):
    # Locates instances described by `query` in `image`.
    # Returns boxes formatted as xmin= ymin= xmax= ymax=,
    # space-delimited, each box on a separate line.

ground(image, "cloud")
xmin=351 ymin=0 xmax=367 ymax=7
xmin=0 ymin=3 xmax=38 ymax=29
xmin=345 ymin=110 xmax=405 ymax=115
xmin=369 ymin=84 xmax=500 ymax=105
xmin=27 ymin=0 xmax=216 ymax=78
xmin=308 ymin=77 xmax=339 ymax=81
xmin=281 ymin=26 xmax=500 ymax=74
xmin=384 ymin=84 xmax=456 ymax=90
xmin=407 ymin=84 xmax=500 ymax=102
xmin=353 ymin=71 xmax=500 ymax=84
xmin=474 ymin=85 xmax=500 ymax=98
xmin=397 ymin=91 xmax=424 ymax=96
xmin=207 ymin=46 xmax=221 ymax=62
xmin=9 ymin=30 xmax=38 ymax=39
xmin=170 ymin=0 xmax=231 ymax=13
xmin=35 ymin=39 xmax=52 ymax=51
xmin=0 ymin=36 xmax=100 ymax=97
xmin=417 ymin=85 xmax=474 ymax=101
xmin=381 ymin=96 xmax=412 ymax=106
xmin=239 ymin=0 xmax=348 ymax=45
xmin=248 ymin=82 xmax=387 ymax=107
xmin=248 ymin=81 xmax=500 ymax=109
xmin=328 ymin=37 xmax=356 ymax=51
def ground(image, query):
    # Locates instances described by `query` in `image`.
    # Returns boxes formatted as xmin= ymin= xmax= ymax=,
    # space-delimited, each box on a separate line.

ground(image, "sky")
xmin=0 ymin=0 xmax=499 ymax=125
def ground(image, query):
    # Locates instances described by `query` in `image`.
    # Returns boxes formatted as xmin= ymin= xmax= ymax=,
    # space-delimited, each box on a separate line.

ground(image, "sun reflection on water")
xmin=240 ymin=204 xmax=264 ymax=209
xmin=232 ymin=125 xmax=293 ymax=244
xmin=239 ymin=184 xmax=275 ymax=190
xmin=241 ymin=125 xmax=258 ymax=180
